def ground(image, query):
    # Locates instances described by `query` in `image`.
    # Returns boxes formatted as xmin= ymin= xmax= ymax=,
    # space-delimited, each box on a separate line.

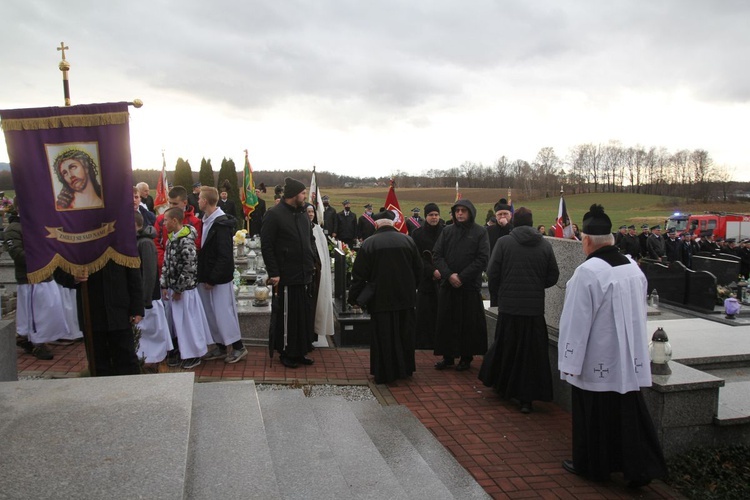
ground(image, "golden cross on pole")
xmin=56 ymin=41 xmax=71 ymax=106
xmin=57 ymin=42 xmax=69 ymax=60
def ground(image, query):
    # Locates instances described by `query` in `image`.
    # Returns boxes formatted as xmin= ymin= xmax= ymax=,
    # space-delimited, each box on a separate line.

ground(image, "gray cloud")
xmin=3 ymin=0 xmax=750 ymax=118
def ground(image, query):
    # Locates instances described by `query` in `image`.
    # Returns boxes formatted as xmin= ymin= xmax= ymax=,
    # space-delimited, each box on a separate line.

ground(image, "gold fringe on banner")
xmin=0 ymin=111 xmax=129 ymax=132
xmin=27 ymin=247 xmax=141 ymax=284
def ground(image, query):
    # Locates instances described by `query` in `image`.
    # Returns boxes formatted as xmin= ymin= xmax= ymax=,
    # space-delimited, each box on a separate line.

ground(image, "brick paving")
xmin=17 ymin=341 xmax=679 ymax=499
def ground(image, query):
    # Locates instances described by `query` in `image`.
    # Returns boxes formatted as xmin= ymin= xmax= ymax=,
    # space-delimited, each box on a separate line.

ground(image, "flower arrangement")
xmin=341 ymin=242 xmax=355 ymax=274
xmin=233 ymin=229 xmax=248 ymax=246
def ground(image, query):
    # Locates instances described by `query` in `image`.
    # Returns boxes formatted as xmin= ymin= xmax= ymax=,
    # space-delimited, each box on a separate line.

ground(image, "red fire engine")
xmin=667 ymin=212 xmax=750 ymax=240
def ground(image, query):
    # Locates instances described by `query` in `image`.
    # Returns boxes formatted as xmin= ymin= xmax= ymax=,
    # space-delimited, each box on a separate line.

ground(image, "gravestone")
xmin=333 ymin=248 xmax=347 ymax=301
xmin=685 ymin=268 xmax=718 ymax=312
xmin=641 ymin=260 xmax=686 ymax=305
xmin=693 ymin=254 xmax=740 ymax=286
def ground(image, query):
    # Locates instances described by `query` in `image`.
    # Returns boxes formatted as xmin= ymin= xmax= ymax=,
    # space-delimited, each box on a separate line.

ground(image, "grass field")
xmin=5 ymin=185 xmax=749 ymax=230
xmin=319 ymin=188 xmax=750 ymax=229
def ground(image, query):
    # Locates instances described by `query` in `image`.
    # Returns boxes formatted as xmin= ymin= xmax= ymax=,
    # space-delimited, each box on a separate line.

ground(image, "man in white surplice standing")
xmin=197 ymin=186 xmax=248 ymax=364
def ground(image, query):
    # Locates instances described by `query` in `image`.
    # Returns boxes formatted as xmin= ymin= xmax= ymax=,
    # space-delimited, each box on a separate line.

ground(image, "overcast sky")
xmin=2 ymin=0 xmax=749 ymax=180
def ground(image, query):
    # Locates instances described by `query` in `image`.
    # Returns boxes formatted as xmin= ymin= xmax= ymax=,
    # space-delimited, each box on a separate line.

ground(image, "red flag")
xmin=455 ymin=181 xmax=462 ymax=202
xmin=384 ymin=179 xmax=408 ymax=234
xmin=154 ymin=151 xmax=169 ymax=213
xmin=553 ymin=192 xmax=575 ymax=239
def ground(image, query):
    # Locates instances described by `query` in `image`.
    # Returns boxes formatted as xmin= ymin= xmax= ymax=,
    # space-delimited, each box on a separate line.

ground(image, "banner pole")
xmin=56 ymin=42 xmax=71 ymax=106
xmin=80 ymin=281 xmax=97 ymax=376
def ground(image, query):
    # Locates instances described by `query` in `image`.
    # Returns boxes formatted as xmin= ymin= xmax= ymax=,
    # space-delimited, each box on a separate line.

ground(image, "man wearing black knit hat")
xmin=486 ymin=198 xmax=513 ymax=254
xmin=261 ymin=177 xmax=316 ymax=368
xmin=411 ymin=202 xmax=445 ymax=349
xmin=558 ymin=204 xmax=667 ymax=487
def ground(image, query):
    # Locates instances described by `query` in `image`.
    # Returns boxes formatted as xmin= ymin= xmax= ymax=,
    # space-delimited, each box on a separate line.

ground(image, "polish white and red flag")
xmin=553 ymin=191 xmax=576 ymax=239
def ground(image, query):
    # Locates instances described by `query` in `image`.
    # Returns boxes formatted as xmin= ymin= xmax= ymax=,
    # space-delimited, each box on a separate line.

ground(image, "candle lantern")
xmin=649 ymin=327 xmax=672 ymax=375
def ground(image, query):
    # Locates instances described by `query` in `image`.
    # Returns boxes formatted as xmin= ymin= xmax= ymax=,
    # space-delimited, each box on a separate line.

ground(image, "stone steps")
xmin=0 ymin=374 xmax=489 ymax=499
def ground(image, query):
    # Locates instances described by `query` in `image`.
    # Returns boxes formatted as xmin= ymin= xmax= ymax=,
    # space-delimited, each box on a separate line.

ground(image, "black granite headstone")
xmin=692 ymin=255 xmax=740 ymax=286
xmin=685 ymin=268 xmax=718 ymax=312
xmin=642 ymin=260 xmax=687 ymax=305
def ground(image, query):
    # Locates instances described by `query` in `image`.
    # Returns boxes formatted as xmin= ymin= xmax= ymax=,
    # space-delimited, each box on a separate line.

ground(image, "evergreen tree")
xmin=218 ymin=157 xmax=243 ymax=229
xmin=173 ymin=157 xmax=194 ymax=191
xmin=199 ymin=158 xmax=215 ymax=187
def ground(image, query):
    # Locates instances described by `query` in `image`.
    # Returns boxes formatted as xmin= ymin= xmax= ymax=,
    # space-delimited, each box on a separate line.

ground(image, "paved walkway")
xmin=17 ymin=342 xmax=679 ymax=499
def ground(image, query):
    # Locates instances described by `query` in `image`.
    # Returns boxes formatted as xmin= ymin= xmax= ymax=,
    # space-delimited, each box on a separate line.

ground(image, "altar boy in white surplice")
xmin=160 ymin=207 xmax=211 ymax=369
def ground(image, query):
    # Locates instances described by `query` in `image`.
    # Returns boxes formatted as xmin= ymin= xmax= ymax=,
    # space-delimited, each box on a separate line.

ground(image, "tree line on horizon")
xmin=1 ymin=141 xmax=745 ymax=203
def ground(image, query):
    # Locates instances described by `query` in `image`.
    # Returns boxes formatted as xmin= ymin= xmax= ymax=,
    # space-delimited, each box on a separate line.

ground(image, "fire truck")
xmin=666 ymin=212 xmax=750 ymax=240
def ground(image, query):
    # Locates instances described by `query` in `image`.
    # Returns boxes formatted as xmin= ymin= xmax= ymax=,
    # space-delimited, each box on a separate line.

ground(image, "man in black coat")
xmin=197 ymin=187 xmax=247 ymax=363
xmin=349 ymin=210 xmax=422 ymax=384
xmin=486 ymin=199 xmax=513 ymax=255
xmin=321 ymin=195 xmax=337 ymax=236
xmin=479 ymin=207 xmax=559 ymax=413
xmin=356 ymin=203 xmax=377 ymax=241
xmin=638 ymin=224 xmax=650 ymax=258
xmin=411 ymin=203 xmax=444 ymax=349
xmin=187 ymin=182 xmax=202 ymax=218
xmin=249 ymin=187 xmax=267 ymax=237
xmin=406 ymin=207 xmax=424 ymax=236
xmin=618 ymin=225 xmax=641 ymax=260
xmin=261 ymin=177 xmax=316 ymax=368
xmin=333 ymin=200 xmax=357 ymax=247
xmin=433 ymin=199 xmax=490 ymax=371
xmin=57 ymin=261 xmax=144 ymax=376
xmin=217 ymin=187 xmax=237 ymax=218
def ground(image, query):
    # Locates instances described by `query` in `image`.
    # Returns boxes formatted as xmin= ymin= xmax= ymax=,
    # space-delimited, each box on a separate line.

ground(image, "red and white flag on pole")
xmin=455 ymin=181 xmax=462 ymax=202
xmin=553 ymin=190 xmax=575 ymax=239
xmin=154 ymin=150 xmax=169 ymax=214
xmin=384 ymin=179 xmax=408 ymax=234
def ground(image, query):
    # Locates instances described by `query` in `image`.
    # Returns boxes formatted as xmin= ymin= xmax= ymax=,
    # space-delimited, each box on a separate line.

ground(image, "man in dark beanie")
xmin=433 ymin=199 xmax=489 ymax=372
xmin=411 ymin=202 xmax=445 ymax=349
xmin=479 ymin=207 xmax=559 ymax=413
xmin=261 ymin=177 xmax=316 ymax=368
xmin=558 ymin=204 xmax=667 ymax=486
xmin=486 ymin=198 xmax=513 ymax=254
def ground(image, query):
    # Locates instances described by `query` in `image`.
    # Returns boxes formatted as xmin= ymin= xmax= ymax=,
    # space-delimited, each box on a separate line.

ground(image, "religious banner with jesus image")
xmin=0 ymin=102 xmax=139 ymax=283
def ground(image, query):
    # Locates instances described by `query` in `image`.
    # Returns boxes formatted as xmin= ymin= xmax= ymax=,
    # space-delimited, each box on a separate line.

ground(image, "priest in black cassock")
xmin=349 ymin=210 xmax=422 ymax=384
xmin=558 ymin=204 xmax=667 ymax=487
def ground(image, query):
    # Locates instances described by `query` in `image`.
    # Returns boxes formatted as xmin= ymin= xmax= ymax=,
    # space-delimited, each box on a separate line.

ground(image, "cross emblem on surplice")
xmin=564 ymin=343 xmax=574 ymax=358
xmin=634 ymin=358 xmax=643 ymax=373
xmin=594 ymin=363 xmax=609 ymax=378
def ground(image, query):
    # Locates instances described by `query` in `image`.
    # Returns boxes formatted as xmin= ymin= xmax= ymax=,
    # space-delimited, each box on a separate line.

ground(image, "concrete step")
xmin=307 ymin=397 xmax=409 ymax=499
xmin=186 ymin=380 xmax=281 ymax=499
xmin=0 ymin=373 xmax=195 ymax=500
xmin=382 ymin=405 xmax=490 ymax=499
xmin=350 ymin=401 xmax=454 ymax=499
xmin=257 ymin=389 xmax=353 ymax=499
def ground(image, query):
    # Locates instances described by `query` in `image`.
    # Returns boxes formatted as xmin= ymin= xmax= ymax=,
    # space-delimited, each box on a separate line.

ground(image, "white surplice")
xmin=558 ymin=255 xmax=652 ymax=393
xmin=312 ymin=223 xmax=334 ymax=336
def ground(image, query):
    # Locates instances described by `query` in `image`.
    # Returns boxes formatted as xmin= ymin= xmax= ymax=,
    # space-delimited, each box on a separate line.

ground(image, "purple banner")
xmin=0 ymin=102 xmax=139 ymax=283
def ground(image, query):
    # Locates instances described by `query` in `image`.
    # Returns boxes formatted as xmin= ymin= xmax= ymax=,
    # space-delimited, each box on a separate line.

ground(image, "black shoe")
xmin=296 ymin=357 xmax=314 ymax=366
xmin=32 ymin=345 xmax=54 ymax=360
xmin=562 ymin=460 xmax=580 ymax=476
xmin=456 ymin=361 xmax=471 ymax=372
xmin=280 ymin=356 xmax=299 ymax=368
xmin=434 ymin=359 xmax=455 ymax=370
xmin=520 ymin=402 xmax=533 ymax=414
xmin=627 ymin=478 xmax=652 ymax=489
xmin=16 ymin=337 xmax=33 ymax=354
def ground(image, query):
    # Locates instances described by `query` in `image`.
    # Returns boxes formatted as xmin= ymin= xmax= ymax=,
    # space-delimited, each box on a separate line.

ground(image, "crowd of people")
xmin=10 ymin=178 xmax=670 ymax=487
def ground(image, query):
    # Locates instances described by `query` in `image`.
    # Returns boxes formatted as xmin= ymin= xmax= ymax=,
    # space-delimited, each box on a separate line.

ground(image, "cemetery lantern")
xmin=649 ymin=327 xmax=672 ymax=375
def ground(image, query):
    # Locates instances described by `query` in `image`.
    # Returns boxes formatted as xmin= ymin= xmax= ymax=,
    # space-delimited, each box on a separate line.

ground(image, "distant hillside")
xmin=0 ymin=163 xmax=9 ymax=172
